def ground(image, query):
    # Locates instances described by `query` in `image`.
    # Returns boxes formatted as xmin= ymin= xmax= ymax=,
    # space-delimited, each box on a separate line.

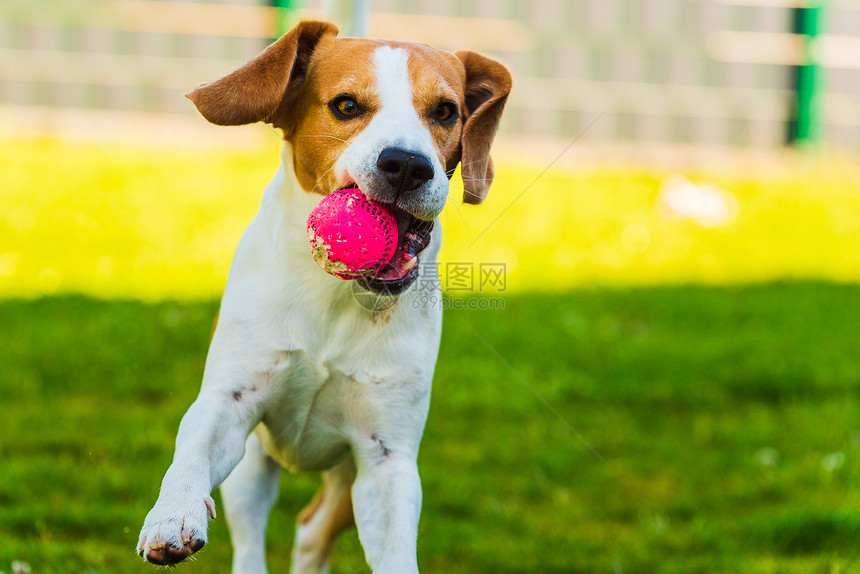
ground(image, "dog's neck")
xmin=248 ymin=144 xmax=330 ymax=263
xmin=266 ymin=144 xmax=324 ymax=228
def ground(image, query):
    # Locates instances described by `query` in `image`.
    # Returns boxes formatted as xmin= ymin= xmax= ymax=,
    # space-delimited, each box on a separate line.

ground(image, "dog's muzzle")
xmin=349 ymin=147 xmax=440 ymax=296
xmin=356 ymin=214 xmax=433 ymax=296
xmin=376 ymin=148 xmax=435 ymax=196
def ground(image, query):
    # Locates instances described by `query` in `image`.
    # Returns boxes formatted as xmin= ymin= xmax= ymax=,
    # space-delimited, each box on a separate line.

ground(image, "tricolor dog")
xmin=137 ymin=20 xmax=511 ymax=573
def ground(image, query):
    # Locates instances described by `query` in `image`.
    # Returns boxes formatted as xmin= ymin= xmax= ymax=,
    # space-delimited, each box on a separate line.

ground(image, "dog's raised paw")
xmin=138 ymin=535 xmax=205 ymax=565
xmin=137 ymin=496 xmax=214 ymax=565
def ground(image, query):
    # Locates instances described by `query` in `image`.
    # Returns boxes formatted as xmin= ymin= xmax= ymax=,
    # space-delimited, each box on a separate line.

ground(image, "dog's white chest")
xmin=209 ymin=172 xmax=443 ymax=472
xmin=251 ymin=308 xmax=440 ymax=472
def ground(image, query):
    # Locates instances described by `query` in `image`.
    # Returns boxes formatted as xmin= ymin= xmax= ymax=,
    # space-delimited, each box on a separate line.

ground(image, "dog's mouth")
xmin=339 ymin=183 xmax=434 ymax=296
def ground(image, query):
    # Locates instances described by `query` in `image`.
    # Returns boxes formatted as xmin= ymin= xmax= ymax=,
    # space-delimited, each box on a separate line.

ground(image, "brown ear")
xmin=186 ymin=20 xmax=338 ymax=129
xmin=455 ymin=51 xmax=512 ymax=205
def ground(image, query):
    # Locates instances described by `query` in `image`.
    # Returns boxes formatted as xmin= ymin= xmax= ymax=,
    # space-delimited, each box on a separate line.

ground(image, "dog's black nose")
xmin=376 ymin=148 xmax=434 ymax=193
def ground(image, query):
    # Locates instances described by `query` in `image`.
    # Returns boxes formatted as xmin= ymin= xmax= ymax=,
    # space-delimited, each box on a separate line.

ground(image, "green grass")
xmin=1 ymin=137 xmax=860 ymax=299
xmin=3 ymin=283 xmax=860 ymax=573
xmin=3 ymin=136 xmax=860 ymax=572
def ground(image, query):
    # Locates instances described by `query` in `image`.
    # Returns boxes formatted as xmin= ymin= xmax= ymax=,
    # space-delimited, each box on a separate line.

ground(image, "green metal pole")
xmin=271 ymin=0 xmax=302 ymax=41
xmin=792 ymin=0 xmax=828 ymax=148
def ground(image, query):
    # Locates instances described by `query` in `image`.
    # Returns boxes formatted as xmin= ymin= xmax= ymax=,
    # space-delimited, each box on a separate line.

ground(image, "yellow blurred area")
xmin=1 ymin=137 xmax=859 ymax=300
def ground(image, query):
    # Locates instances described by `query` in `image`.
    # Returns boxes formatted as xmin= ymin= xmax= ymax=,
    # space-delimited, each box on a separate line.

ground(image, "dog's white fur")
xmin=137 ymin=21 xmax=509 ymax=574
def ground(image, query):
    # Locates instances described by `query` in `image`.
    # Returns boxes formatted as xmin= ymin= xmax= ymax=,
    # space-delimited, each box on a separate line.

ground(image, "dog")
xmin=137 ymin=20 xmax=511 ymax=574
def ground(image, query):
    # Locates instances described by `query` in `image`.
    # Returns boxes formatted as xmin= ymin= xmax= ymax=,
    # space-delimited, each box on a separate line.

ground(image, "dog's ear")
xmin=187 ymin=20 xmax=338 ymax=129
xmin=455 ymin=51 xmax=512 ymax=205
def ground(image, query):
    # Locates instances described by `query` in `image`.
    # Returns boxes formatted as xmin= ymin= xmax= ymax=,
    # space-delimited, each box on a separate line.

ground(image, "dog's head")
xmin=187 ymin=20 xmax=511 ymax=295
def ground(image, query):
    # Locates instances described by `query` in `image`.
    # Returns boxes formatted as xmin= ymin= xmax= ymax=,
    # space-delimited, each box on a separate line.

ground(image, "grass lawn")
xmin=2 ymin=283 xmax=860 ymax=573
xmin=1 ymin=138 xmax=860 ymax=299
xmin=2 ymin=137 xmax=860 ymax=572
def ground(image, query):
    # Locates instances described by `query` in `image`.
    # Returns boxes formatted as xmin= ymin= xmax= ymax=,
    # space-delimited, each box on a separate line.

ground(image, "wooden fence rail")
xmin=1 ymin=0 xmax=858 ymax=149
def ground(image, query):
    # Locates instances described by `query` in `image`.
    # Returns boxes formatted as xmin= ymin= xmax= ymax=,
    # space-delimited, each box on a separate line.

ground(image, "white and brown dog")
xmin=137 ymin=20 xmax=511 ymax=573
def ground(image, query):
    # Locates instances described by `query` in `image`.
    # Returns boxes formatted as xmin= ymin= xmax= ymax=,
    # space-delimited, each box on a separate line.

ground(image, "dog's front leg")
xmin=351 ymin=437 xmax=423 ymax=574
xmin=137 ymin=367 xmax=265 ymax=565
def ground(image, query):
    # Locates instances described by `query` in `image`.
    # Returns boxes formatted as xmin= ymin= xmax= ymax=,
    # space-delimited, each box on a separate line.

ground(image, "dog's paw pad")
xmin=139 ymin=537 xmax=205 ymax=565
xmin=137 ymin=497 xmax=213 ymax=565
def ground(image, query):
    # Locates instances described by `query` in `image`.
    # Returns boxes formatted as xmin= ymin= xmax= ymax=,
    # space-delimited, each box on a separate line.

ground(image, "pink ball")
xmin=307 ymin=187 xmax=398 ymax=280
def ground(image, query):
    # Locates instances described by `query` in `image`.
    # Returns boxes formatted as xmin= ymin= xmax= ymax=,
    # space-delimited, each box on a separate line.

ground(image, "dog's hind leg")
xmin=290 ymin=457 xmax=356 ymax=574
xmin=222 ymin=432 xmax=282 ymax=574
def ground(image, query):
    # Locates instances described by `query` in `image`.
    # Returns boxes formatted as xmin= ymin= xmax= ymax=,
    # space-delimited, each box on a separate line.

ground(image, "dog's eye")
xmin=329 ymin=95 xmax=362 ymax=120
xmin=432 ymin=102 xmax=458 ymax=124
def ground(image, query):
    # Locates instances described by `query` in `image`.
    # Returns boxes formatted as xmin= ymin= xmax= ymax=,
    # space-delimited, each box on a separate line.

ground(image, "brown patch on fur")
xmin=296 ymin=481 xmax=355 ymax=561
xmin=298 ymin=485 xmax=328 ymax=526
xmin=287 ymin=39 xmax=468 ymax=197
xmin=325 ymin=484 xmax=355 ymax=540
xmin=209 ymin=310 xmax=219 ymax=344
xmin=287 ymin=38 xmax=382 ymax=194
xmin=454 ymin=51 xmax=512 ymax=204
xmin=186 ymin=21 xmax=338 ymax=127
xmin=370 ymin=305 xmax=395 ymax=325
xmin=406 ymin=46 xmax=467 ymax=178
xmin=186 ymin=20 xmax=511 ymax=203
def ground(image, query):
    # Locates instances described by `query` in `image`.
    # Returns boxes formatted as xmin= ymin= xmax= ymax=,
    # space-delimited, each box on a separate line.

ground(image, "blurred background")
xmin=2 ymin=1 xmax=860 ymax=573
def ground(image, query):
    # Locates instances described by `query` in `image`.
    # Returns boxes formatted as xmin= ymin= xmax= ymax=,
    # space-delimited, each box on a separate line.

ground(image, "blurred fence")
xmin=1 ymin=0 xmax=859 ymax=150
